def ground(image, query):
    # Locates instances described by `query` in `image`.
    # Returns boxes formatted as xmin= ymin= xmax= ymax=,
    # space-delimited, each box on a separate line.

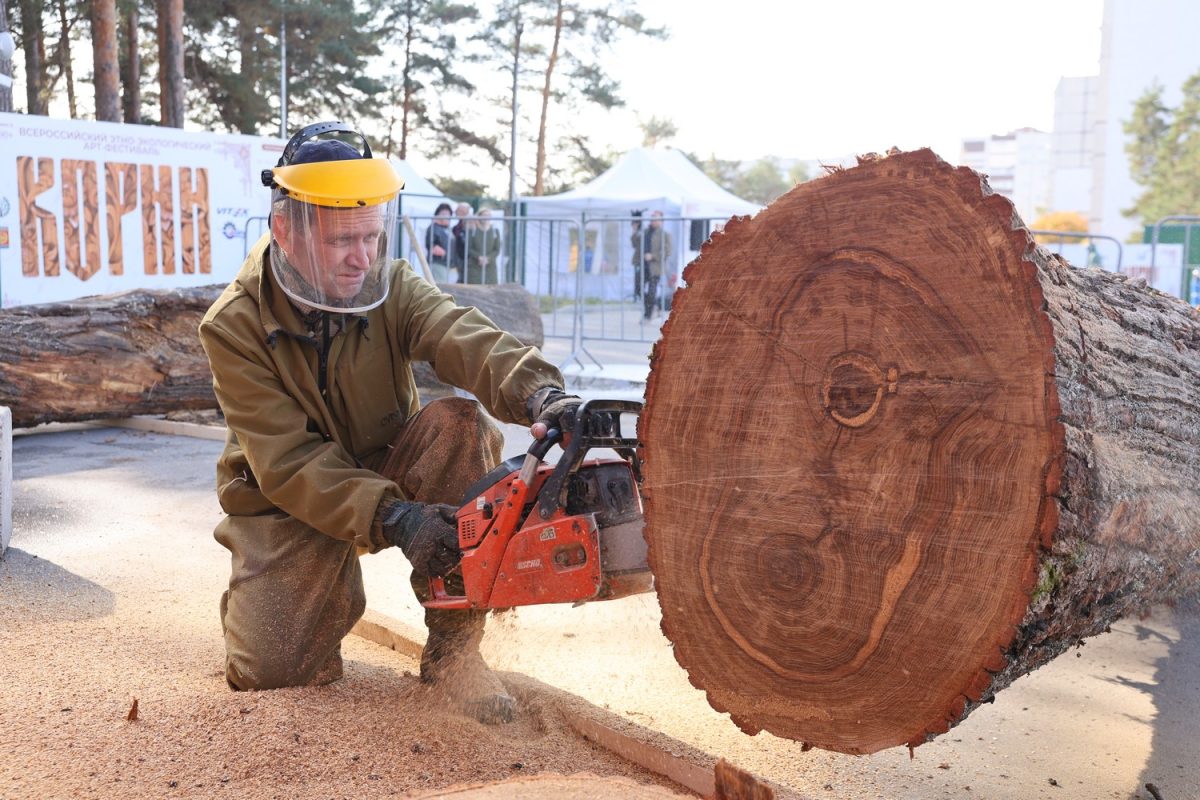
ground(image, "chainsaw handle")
xmin=535 ymin=400 xmax=643 ymax=521
xmin=424 ymin=575 xmax=472 ymax=610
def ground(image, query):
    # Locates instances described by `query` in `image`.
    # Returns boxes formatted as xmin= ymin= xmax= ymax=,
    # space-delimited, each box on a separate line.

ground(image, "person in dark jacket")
xmin=424 ymin=202 xmax=453 ymax=282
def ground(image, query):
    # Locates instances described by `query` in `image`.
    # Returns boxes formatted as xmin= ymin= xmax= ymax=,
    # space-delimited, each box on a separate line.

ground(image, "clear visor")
xmin=269 ymin=195 xmax=399 ymax=313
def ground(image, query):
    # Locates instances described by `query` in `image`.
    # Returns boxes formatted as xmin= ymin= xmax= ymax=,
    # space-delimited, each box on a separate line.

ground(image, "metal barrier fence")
xmin=238 ymin=210 xmax=739 ymax=367
xmin=569 ymin=215 xmax=729 ymax=347
xmin=398 ymin=214 xmax=585 ymax=347
xmin=1030 ymin=230 xmax=1124 ymax=271
xmin=1150 ymin=215 xmax=1200 ymax=302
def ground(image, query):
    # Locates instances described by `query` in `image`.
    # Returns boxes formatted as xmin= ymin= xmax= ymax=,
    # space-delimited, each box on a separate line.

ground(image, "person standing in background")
xmin=424 ymin=203 xmax=453 ymax=283
xmin=467 ymin=208 xmax=502 ymax=284
xmin=641 ymin=210 xmax=672 ymax=321
xmin=451 ymin=202 xmax=473 ymax=283
xmin=629 ymin=212 xmax=644 ymax=301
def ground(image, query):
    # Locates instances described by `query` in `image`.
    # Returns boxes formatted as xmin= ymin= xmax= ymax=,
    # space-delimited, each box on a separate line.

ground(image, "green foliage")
xmin=1124 ymin=69 xmax=1200 ymax=224
xmin=185 ymin=0 xmax=387 ymax=135
xmin=734 ymin=157 xmax=788 ymax=205
xmin=377 ymin=0 xmax=481 ymax=160
xmin=693 ymin=152 xmax=740 ymax=192
xmin=479 ymin=0 xmax=665 ymax=194
xmin=788 ymin=161 xmax=810 ymax=185
xmin=433 ymin=175 xmax=487 ymax=201
xmin=640 ymin=114 xmax=676 ymax=148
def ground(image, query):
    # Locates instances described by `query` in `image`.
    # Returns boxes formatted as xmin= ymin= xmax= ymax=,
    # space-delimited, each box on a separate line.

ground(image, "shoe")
xmin=421 ymin=608 xmax=516 ymax=724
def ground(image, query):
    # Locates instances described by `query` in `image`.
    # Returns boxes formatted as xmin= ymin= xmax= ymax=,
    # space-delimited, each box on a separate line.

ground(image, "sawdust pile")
xmin=0 ymin=546 xmax=684 ymax=798
xmin=0 ymin=427 xmax=688 ymax=799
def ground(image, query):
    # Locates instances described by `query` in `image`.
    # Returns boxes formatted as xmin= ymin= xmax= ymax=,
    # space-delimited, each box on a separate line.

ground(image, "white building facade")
xmin=1050 ymin=76 xmax=1101 ymax=215
xmin=1089 ymin=0 xmax=1200 ymax=241
xmin=959 ymin=129 xmax=1052 ymax=223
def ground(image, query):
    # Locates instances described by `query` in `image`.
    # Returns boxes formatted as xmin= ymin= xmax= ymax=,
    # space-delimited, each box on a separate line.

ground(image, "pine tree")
xmin=527 ymin=0 xmax=664 ymax=195
xmin=378 ymin=0 xmax=478 ymax=160
xmin=185 ymin=0 xmax=387 ymax=135
xmin=1124 ymin=69 xmax=1200 ymax=225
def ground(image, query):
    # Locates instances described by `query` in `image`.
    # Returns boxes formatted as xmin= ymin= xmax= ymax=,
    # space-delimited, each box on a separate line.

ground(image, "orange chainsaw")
xmin=424 ymin=399 xmax=652 ymax=610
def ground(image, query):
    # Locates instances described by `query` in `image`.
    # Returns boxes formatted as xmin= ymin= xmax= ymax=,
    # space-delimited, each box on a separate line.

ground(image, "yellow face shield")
xmin=269 ymin=186 xmax=401 ymax=314
xmin=270 ymin=158 xmax=405 ymax=208
xmin=265 ymin=122 xmax=406 ymax=313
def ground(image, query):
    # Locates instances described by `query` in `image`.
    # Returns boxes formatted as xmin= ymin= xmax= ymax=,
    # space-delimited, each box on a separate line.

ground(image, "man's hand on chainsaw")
xmin=527 ymin=387 xmax=582 ymax=441
xmin=380 ymin=501 xmax=462 ymax=577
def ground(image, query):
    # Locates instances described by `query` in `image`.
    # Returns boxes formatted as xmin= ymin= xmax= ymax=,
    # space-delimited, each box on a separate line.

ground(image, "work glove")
xmin=380 ymin=501 xmax=461 ymax=577
xmin=527 ymin=387 xmax=582 ymax=440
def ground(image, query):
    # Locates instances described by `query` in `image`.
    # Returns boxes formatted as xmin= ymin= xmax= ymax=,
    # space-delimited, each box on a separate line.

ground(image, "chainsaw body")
xmin=424 ymin=400 xmax=652 ymax=610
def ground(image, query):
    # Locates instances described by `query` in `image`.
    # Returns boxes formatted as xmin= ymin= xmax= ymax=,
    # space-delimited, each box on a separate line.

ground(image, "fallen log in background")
xmin=0 ymin=281 xmax=544 ymax=428
xmin=641 ymin=148 xmax=1200 ymax=755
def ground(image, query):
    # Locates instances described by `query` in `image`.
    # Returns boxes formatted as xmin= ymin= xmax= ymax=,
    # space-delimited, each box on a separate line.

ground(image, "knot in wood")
xmin=821 ymin=352 xmax=898 ymax=428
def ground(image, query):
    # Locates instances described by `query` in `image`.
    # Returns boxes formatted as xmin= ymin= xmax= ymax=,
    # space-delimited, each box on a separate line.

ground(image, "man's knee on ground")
xmin=225 ymin=642 xmax=338 ymax=691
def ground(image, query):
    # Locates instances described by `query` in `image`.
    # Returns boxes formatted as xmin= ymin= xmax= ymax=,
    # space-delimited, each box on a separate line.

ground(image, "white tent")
xmin=520 ymin=147 xmax=760 ymax=218
xmin=390 ymin=157 xmax=453 ymax=270
xmin=516 ymin=148 xmax=760 ymax=299
xmin=392 ymin=156 xmax=452 ymax=221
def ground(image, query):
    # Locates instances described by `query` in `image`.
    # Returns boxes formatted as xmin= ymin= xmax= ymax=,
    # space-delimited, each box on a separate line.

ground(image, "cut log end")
xmin=643 ymin=148 xmax=1128 ymax=754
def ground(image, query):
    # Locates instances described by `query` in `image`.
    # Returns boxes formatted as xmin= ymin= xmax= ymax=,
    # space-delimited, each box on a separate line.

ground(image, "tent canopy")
xmin=520 ymin=147 xmax=760 ymax=220
xmin=391 ymin=157 xmax=452 ymax=221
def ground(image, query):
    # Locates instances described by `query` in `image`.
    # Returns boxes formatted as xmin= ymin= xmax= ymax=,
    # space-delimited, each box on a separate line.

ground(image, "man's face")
xmin=435 ymin=211 xmax=451 ymax=227
xmin=650 ymin=212 xmax=663 ymax=229
xmin=275 ymin=204 xmax=385 ymax=301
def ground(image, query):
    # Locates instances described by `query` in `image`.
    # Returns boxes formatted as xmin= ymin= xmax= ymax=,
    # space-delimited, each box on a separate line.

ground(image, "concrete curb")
xmin=1 ymin=406 xmax=10 ymax=557
xmin=12 ymin=416 xmax=227 ymax=441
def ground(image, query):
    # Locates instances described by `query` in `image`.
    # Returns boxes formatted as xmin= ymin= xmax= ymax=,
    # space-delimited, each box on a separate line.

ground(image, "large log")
xmin=0 ymin=282 xmax=544 ymax=428
xmin=641 ymin=149 xmax=1200 ymax=755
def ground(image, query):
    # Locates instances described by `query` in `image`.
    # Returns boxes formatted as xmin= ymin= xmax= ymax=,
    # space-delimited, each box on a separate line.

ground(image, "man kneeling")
xmin=198 ymin=121 xmax=578 ymax=723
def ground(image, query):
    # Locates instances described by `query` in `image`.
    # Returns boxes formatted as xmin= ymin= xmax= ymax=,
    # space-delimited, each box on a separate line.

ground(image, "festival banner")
xmin=0 ymin=113 xmax=284 ymax=308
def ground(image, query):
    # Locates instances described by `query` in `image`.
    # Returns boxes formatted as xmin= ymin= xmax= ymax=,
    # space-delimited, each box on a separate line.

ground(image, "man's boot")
xmin=421 ymin=607 xmax=516 ymax=724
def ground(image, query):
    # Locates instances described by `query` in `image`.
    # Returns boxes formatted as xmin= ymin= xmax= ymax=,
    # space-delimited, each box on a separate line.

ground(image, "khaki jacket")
xmin=642 ymin=226 xmax=672 ymax=279
xmin=199 ymin=235 xmax=562 ymax=556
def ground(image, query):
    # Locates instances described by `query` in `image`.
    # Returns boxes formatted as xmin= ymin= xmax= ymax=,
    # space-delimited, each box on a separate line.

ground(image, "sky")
xmin=576 ymin=0 xmax=1105 ymax=166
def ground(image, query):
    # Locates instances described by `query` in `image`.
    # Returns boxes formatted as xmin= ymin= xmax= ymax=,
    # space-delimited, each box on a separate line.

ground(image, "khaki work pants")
xmin=219 ymin=397 xmax=503 ymax=690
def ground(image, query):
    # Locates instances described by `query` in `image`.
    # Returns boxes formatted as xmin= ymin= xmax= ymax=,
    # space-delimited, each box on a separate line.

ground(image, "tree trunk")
xmin=55 ymin=0 xmax=75 ymax=117
xmin=155 ymin=0 xmax=183 ymax=127
xmin=18 ymin=0 xmax=46 ymax=114
xmin=90 ymin=0 xmax=119 ymax=121
xmin=0 ymin=0 xmax=13 ymax=113
xmin=0 ymin=283 xmax=545 ymax=428
xmin=120 ymin=3 xmax=140 ymax=122
xmin=641 ymin=148 xmax=1200 ymax=756
xmin=506 ymin=10 xmax=521 ymax=212
xmin=398 ymin=1 xmax=413 ymax=161
xmin=532 ymin=0 xmax=562 ymax=197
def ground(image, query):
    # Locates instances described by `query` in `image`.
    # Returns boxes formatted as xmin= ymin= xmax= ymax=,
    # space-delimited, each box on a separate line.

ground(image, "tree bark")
xmin=0 ymin=0 xmax=12 ymax=113
xmin=532 ymin=0 xmax=562 ymax=197
xmin=155 ymin=0 xmax=183 ymax=127
xmin=0 ymin=283 xmax=545 ymax=428
xmin=399 ymin=0 xmax=413 ymax=161
xmin=18 ymin=0 xmax=46 ymax=114
xmin=90 ymin=0 xmax=119 ymax=121
xmin=120 ymin=3 xmax=140 ymax=123
xmin=641 ymin=148 xmax=1200 ymax=755
xmin=55 ymin=0 xmax=75 ymax=117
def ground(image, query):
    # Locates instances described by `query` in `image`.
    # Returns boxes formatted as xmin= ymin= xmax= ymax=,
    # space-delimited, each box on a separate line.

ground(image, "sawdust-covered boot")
xmin=421 ymin=608 xmax=516 ymax=724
